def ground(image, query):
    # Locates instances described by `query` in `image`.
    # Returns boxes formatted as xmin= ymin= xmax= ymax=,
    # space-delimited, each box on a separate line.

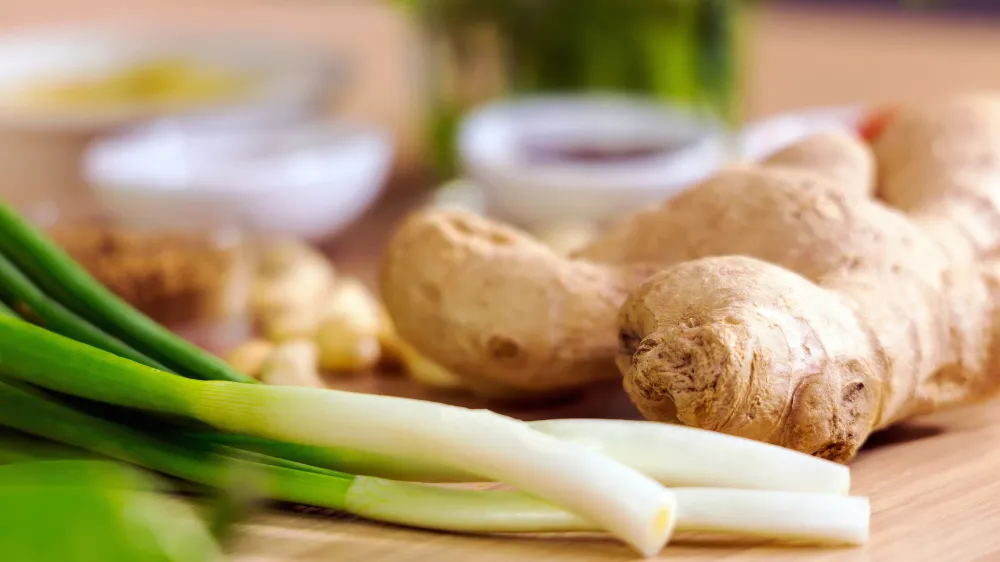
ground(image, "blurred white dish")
xmin=458 ymin=97 xmax=865 ymax=230
xmin=735 ymin=105 xmax=865 ymax=161
xmin=0 ymin=23 xmax=342 ymax=209
xmin=458 ymin=95 xmax=728 ymax=229
xmin=84 ymin=118 xmax=394 ymax=241
xmin=0 ymin=23 xmax=340 ymax=129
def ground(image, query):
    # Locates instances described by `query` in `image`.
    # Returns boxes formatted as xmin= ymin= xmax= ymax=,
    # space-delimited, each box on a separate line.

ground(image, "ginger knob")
xmin=259 ymin=339 xmax=324 ymax=388
xmin=314 ymin=278 xmax=387 ymax=374
xmin=224 ymin=339 xmax=274 ymax=379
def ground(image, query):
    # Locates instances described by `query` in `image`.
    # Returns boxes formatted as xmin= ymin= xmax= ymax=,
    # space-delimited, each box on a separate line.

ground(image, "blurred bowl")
xmin=0 ymin=23 xmax=340 ymax=128
xmin=0 ymin=23 xmax=343 ymax=208
xmin=734 ymin=105 xmax=865 ymax=161
xmin=458 ymin=95 xmax=728 ymax=229
xmin=458 ymin=97 xmax=866 ymax=231
xmin=83 ymin=118 xmax=394 ymax=241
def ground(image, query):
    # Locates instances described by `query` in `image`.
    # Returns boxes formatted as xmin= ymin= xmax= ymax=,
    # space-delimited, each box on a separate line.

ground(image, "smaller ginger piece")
xmin=315 ymin=279 xmax=385 ymax=374
xmin=379 ymin=332 xmax=467 ymax=390
xmin=248 ymin=238 xmax=405 ymax=380
xmin=259 ymin=339 xmax=324 ymax=388
xmin=224 ymin=338 xmax=274 ymax=379
xmin=252 ymin=238 xmax=337 ymax=338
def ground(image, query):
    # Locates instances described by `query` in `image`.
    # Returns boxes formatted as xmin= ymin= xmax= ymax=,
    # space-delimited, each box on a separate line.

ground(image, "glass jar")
xmin=407 ymin=0 xmax=744 ymax=180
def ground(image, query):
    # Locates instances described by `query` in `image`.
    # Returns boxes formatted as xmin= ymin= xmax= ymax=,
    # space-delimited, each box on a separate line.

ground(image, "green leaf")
xmin=0 ymin=460 xmax=222 ymax=562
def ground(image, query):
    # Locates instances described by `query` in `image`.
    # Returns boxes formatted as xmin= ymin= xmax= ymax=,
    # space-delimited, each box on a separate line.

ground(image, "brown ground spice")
xmin=48 ymin=224 xmax=249 ymax=327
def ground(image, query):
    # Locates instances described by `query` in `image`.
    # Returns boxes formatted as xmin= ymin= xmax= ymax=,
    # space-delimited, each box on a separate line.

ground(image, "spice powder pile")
xmin=48 ymin=224 xmax=250 ymax=327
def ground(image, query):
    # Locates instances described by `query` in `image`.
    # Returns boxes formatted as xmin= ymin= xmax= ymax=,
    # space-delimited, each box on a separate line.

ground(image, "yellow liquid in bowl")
xmin=16 ymin=57 xmax=255 ymax=112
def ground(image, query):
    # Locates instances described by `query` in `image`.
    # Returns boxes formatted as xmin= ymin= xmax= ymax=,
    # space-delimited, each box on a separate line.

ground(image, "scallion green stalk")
xmin=0 ymin=459 xmax=225 ymax=562
xmin=194 ymin=433 xmax=478 ymax=483
xmin=0 ymin=297 xmax=18 ymax=318
xmin=0 ymin=203 xmax=253 ymax=383
xmin=0 ymin=251 xmax=165 ymax=369
xmin=0 ymin=379 xmax=868 ymax=546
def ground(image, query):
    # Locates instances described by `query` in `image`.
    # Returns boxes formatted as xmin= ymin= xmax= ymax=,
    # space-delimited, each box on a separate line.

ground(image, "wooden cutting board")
xmin=226 ymin=374 xmax=1000 ymax=562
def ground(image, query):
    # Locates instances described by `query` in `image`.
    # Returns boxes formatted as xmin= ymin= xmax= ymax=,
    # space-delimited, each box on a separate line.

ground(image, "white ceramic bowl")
xmin=83 ymin=118 xmax=394 ymax=241
xmin=458 ymin=98 xmax=865 ymax=230
xmin=0 ymin=23 xmax=340 ymax=129
xmin=734 ymin=105 xmax=865 ymax=161
xmin=458 ymin=95 xmax=729 ymax=228
xmin=0 ymin=23 xmax=342 ymax=209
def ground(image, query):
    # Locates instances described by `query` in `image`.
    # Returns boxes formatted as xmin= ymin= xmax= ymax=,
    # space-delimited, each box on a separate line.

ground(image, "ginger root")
xmin=253 ymin=238 xmax=337 ymax=341
xmin=249 ymin=238 xmax=393 ymax=377
xmin=380 ymin=95 xmax=1000 ymax=460
xmin=379 ymin=333 xmax=467 ymax=390
xmin=534 ymin=220 xmax=599 ymax=256
xmin=224 ymin=338 xmax=274 ymax=379
xmin=252 ymin=238 xmax=336 ymax=318
xmin=380 ymin=131 xmax=875 ymax=393
xmin=259 ymin=339 xmax=324 ymax=388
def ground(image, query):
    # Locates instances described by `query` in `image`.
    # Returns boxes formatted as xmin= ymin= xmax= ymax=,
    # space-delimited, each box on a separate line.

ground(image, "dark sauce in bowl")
xmin=520 ymin=138 xmax=687 ymax=165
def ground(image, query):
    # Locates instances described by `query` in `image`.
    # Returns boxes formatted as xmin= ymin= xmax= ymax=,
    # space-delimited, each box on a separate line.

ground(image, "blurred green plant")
xmin=0 ymin=459 xmax=223 ymax=562
xmin=397 ymin=0 xmax=744 ymax=180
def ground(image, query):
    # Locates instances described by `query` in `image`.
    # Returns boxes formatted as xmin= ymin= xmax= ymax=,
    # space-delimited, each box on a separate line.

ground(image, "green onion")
xmin=0 ymin=251 xmax=165 ymax=369
xmin=344 ymin=478 xmax=870 ymax=545
xmin=0 ymin=430 xmax=96 ymax=464
xmin=0 ymin=298 xmax=18 ymax=318
xmin=194 ymin=418 xmax=850 ymax=496
xmin=0 ymin=377 xmax=588 ymax=534
xmin=0 ymin=379 xmax=868 ymax=546
xmin=192 ymin=433 xmax=480 ymax=482
xmin=529 ymin=419 xmax=850 ymax=494
xmin=0 ymin=203 xmax=253 ymax=383
xmin=0 ymin=459 xmax=223 ymax=562
xmin=0 ymin=316 xmax=677 ymax=556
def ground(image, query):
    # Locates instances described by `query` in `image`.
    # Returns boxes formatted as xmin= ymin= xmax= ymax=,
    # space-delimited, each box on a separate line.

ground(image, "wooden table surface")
xmin=8 ymin=2 xmax=1000 ymax=561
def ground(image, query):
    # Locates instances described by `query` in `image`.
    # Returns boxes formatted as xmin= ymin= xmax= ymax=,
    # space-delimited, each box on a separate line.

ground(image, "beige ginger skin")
xmin=380 ymin=94 xmax=1000 ymax=460
xmin=381 ymin=131 xmax=877 ymax=391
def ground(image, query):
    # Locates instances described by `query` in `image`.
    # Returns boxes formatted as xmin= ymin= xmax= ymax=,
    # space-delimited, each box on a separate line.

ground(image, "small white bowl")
xmin=0 ymin=23 xmax=340 ymax=130
xmin=0 ymin=23 xmax=342 ymax=210
xmin=458 ymin=98 xmax=866 ymax=230
xmin=83 ymin=118 xmax=394 ymax=241
xmin=734 ymin=105 xmax=865 ymax=161
xmin=458 ymin=95 xmax=729 ymax=229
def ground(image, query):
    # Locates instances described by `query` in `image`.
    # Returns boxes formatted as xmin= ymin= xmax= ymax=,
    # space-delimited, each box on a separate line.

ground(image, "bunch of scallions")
xmin=0 ymin=201 xmax=868 ymax=557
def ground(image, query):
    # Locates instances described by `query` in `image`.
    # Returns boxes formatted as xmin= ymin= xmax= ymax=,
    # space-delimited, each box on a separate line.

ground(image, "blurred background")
xmin=0 ymin=1 xmax=996 ymax=379
xmin=1 ymin=0 xmax=998 ymax=209
xmin=0 ymin=0 xmax=997 ymax=384
xmin=4 ymin=0 xmax=1000 ymax=201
